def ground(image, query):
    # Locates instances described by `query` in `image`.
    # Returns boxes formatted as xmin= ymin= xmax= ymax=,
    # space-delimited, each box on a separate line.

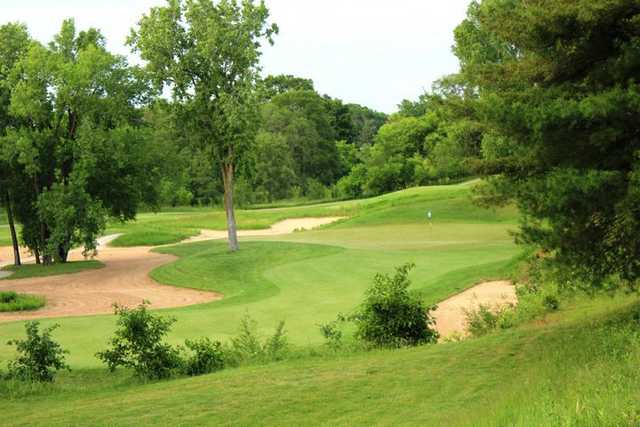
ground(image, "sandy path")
xmin=0 ymin=217 xmax=344 ymax=322
xmin=183 ymin=217 xmax=346 ymax=243
xmin=433 ymin=280 xmax=517 ymax=339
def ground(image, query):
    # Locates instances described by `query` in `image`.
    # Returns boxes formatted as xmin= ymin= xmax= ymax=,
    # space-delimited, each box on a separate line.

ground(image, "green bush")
xmin=97 ymin=306 xmax=291 ymax=379
xmin=464 ymin=304 xmax=504 ymax=337
xmin=543 ymin=294 xmax=560 ymax=311
xmin=464 ymin=283 xmax=562 ymax=337
xmin=0 ymin=291 xmax=45 ymax=312
xmin=96 ymin=302 xmax=182 ymax=379
xmin=180 ymin=338 xmax=225 ymax=376
xmin=263 ymin=321 xmax=288 ymax=361
xmin=318 ymin=320 xmax=343 ymax=349
xmin=305 ymin=178 xmax=330 ymax=200
xmin=0 ymin=291 xmax=17 ymax=303
xmin=355 ymin=263 xmax=439 ymax=347
xmin=336 ymin=164 xmax=367 ymax=199
xmin=5 ymin=322 xmax=69 ymax=382
xmin=227 ymin=314 xmax=290 ymax=365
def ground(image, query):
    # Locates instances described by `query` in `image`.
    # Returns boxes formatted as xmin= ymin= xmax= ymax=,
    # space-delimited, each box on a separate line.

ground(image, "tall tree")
xmin=0 ymin=23 xmax=31 ymax=265
xmin=455 ymin=0 xmax=640 ymax=287
xmin=3 ymin=19 xmax=156 ymax=263
xmin=130 ymin=0 xmax=277 ymax=252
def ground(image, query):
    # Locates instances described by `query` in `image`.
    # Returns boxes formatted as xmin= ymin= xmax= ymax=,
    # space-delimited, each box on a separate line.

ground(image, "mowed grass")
xmin=0 ymin=181 xmax=520 ymax=368
xmin=0 ymin=182 xmax=638 ymax=425
xmin=105 ymin=201 xmax=355 ymax=247
xmin=1 ymin=295 xmax=638 ymax=426
xmin=104 ymin=179 xmax=516 ymax=247
xmin=1 ymin=261 xmax=104 ymax=280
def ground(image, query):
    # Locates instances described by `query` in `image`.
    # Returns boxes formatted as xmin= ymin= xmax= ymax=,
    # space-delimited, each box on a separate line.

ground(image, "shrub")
xmin=318 ymin=320 xmax=343 ymax=349
xmin=5 ymin=322 xmax=69 ymax=382
xmin=228 ymin=314 xmax=262 ymax=362
xmin=180 ymin=338 xmax=225 ymax=376
xmin=0 ymin=291 xmax=17 ymax=303
xmin=355 ymin=263 xmax=439 ymax=347
xmin=263 ymin=321 xmax=288 ymax=361
xmin=464 ymin=283 xmax=562 ymax=337
xmin=305 ymin=178 xmax=330 ymax=200
xmin=227 ymin=314 xmax=290 ymax=365
xmin=0 ymin=291 xmax=46 ymax=312
xmin=336 ymin=164 xmax=367 ymax=199
xmin=543 ymin=294 xmax=560 ymax=311
xmin=96 ymin=302 xmax=181 ymax=379
xmin=464 ymin=304 xmax=503 ymax=337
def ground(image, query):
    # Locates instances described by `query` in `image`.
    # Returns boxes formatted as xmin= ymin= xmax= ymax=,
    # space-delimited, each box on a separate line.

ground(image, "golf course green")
xmin=0 ymin=181 xmax=519 ymax=366
xmin=0 ymin=181 xmax=638 ymax=426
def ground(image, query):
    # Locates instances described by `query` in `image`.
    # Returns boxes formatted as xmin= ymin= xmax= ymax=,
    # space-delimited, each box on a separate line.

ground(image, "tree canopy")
xmin=455 ymin=0 xmax=640 ymax=286
xmin=0 ymin=19 xmax=157 ymax=263
xmin=129 ymin=0 xmax=278 ymax=251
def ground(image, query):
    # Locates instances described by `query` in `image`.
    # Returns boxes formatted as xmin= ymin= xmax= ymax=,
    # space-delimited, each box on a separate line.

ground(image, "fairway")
xmin=0 ymin=182 xmax=519 ymax=367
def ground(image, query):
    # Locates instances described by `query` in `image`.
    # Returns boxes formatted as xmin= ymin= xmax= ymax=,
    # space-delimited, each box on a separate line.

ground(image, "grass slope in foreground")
xmin=0 ymin=181 xmax=518 ymax=367
xmin=1 ymin=295 xmax=638 ymax=426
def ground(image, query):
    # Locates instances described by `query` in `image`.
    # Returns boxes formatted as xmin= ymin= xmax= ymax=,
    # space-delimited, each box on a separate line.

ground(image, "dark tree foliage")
xmin=1 ymin=20 xmax=158 ymax=263
xmin=455 ymin=0 xmax=640 ymax=286
xmin=346 ymin=103 xmax=388 ymax=147
xmin=261 ymin=90 xmax=341 ymax=186
xmin=259 ymin=74 xmax=315 ymax=101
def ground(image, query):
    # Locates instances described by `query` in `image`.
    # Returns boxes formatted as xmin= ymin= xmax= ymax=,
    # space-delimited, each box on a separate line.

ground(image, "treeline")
xmin=0 ymin=1 xmax=485 ymax=265
xmin=154 ymin=72 xmax=485 ymax=206
xmin=150 ymin=74 xmax=389 ymax=206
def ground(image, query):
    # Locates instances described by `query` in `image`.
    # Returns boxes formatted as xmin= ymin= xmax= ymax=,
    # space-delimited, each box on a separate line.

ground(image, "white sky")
xmin=1 ymin=0 xmax=471 ymax=113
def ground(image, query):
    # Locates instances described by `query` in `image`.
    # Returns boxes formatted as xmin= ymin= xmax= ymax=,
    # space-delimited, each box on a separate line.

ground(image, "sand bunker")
xmin=432 ymin=280 xmax=517 ymax=339
xmin=183 ymin=217 xmax=346 ymax=243
xmin=0 ymin=245 xmax=221 ymax=322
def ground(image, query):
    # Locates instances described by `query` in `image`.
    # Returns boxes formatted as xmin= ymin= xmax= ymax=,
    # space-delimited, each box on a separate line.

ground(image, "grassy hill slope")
xmin=1 ymin=295 xmax=637 ymax=426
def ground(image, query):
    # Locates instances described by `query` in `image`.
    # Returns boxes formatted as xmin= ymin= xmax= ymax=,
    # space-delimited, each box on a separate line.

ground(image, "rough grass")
xmin=0 ymin=291 xmax=45 ymax=312
xmin=1 ymin=261 xmax=105 ymax=280
xmin=0 ymin=295 xmax=637 ymax=426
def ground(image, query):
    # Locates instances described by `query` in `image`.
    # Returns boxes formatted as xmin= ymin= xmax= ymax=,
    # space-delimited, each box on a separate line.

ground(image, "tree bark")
xmin=221 ymin=162 xmax=239 ymax=252
xmin=58 ymin=243 xmax=69 ymax=263
xmin=32 ymin=175 xmax=51 ymax=265
xmin=4 ymin=191 xmax=21 ymax=266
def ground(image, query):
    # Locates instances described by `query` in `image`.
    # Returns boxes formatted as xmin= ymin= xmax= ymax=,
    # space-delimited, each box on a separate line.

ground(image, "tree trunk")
xmin=32 ymin=175 xmax=50 ymax=265
xmin=4 ymin=191 xmax=21 ymax=266
xmin=221 ymin=162 xmax=239 ymax=252
xmin=58 ymin=243 xmax=69 ymax=263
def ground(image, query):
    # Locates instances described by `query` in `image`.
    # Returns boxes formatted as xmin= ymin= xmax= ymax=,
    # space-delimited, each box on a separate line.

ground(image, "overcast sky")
xmin=1 ymin=0 xmax=471 ymax=113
